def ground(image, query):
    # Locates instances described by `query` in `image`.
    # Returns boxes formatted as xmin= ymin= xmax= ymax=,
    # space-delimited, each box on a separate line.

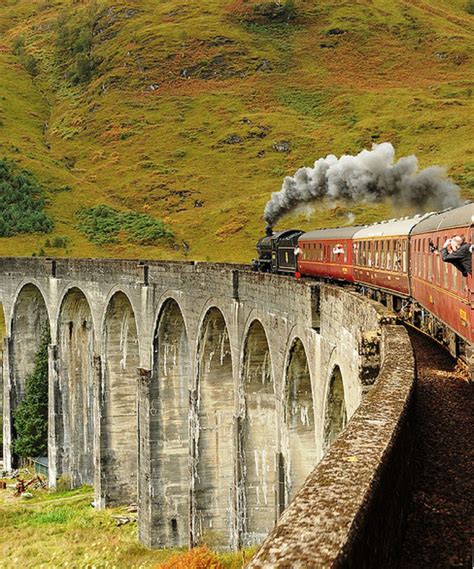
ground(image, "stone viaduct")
xmin=0 ymin=257 xmax=414 ymax=561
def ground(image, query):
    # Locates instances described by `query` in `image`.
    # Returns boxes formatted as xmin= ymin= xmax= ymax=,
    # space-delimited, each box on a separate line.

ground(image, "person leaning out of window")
xmin=438 ymin=235 xmax=473 ymax=277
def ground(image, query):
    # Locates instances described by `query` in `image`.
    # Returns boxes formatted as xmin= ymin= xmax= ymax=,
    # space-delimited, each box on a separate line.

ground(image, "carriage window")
xmin=368 ymin=241 xmax=373 ymax=267
xmin=374 ymin=241 xmax=379 ymax=268
xmin=386 ymin=240 xmax=392 ymax=271
xmin=344 ymin=243 xmax=347 ymax=263
xmin=402 ymin=240 xmax=407 ymax=273
xmin=381 ymin=240 xmax=386 ymax=269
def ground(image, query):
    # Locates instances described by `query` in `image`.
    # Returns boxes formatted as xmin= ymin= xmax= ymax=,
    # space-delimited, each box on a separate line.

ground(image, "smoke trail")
xmin=263 ymin=143 xmax=462 ymax=226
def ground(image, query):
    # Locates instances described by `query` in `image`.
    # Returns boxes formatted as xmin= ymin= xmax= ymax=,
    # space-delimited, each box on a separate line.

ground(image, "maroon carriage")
xmin=297 ymin=226 xmax=361 ymax=282
xmin=352 ymin=216 xmax=424 ymax=297
xmin=410 ymin=203 xmax=474 ymax=345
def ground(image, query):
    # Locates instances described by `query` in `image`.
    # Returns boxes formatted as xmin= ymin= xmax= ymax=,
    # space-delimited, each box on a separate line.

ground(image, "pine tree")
xmin=12 ymin=327 xmax=50 ymax=458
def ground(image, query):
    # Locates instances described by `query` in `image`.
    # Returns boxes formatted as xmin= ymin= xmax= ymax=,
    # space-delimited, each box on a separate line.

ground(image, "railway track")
xmin=399 ymin=328 xmax=473 ymax=568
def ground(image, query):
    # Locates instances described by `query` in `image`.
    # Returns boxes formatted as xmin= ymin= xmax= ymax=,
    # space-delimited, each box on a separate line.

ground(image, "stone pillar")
xmin=137 ymin=367 xmax=153 ymax=547
xmin=48 ymin=344 xmax=61 ymax=488
xmin=93 ymin=354 xmax=104 ymax=507
xmin=2 ymin=336 xmax=13 ymax=471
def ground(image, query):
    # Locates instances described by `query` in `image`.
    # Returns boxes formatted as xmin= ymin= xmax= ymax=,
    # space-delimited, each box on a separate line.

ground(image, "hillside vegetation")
xmin=0 ymin=0 xmax=472 ymax=262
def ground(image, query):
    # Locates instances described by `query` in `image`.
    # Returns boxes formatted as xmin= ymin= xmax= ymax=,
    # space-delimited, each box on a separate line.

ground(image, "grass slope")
xmin=0 ymin=0 xmax=472 ymax=262
xmin=0 ymin=482 xmax=254 ymax=568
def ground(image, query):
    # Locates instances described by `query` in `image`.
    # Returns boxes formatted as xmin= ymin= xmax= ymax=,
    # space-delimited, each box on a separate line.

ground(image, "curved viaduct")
xmin=0 ymin=257 xmax=411 ymax=558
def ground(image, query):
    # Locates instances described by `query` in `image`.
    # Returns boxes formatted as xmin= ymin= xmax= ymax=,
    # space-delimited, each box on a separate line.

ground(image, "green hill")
xmin=0 ymin=0 xmax=472 ymax=262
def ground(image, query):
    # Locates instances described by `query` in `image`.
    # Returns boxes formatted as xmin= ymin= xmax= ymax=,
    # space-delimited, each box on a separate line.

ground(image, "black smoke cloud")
xmin=264 ymin=143 xmax=462 ymax=226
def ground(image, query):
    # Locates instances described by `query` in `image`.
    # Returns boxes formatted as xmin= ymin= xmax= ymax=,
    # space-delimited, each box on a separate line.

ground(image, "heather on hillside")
xmin=0 ymin=0 xmax=472 ymax=261
xmin=0 ymin=160 xmax=53 ymax=237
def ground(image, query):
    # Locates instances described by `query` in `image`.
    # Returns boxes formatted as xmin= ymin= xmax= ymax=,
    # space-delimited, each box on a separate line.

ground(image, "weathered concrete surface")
xmin=249 ymin=325 xmax=415 ymax=568
xmin=0 ymin=257 xmax=404 ymax=554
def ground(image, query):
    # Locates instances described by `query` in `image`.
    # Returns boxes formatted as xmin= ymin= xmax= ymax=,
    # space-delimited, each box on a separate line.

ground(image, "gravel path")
xmin=399 ymin=328 xmax=473 ymax=568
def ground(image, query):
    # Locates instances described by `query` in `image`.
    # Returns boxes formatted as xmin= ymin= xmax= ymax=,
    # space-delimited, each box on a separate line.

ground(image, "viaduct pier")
xmin=0 ymin=257 xmax=415 ymax=565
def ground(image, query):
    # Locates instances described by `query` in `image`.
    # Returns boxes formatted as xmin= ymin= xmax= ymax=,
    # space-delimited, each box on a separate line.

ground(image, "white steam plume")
xmin=264 ymin=143 xmax=461 ymax=226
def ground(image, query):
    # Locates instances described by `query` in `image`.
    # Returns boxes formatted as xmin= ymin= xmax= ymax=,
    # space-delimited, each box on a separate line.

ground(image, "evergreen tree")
xmin=12 ymin=327 xmax=50 ymax=458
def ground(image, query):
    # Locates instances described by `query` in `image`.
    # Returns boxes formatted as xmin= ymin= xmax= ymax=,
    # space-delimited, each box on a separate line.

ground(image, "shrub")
xmin=466 ymin=0 xmax=474 ymax=14
xmin=0 ymin=159 xmax=53 ymax=237
xmin=157 ymin=547 xmax=223 ymax=569
xmin=55 ymin=3 xmax=104 ymax=84
xmin=76 ymin=205 xmax=174 ymax=246
xmin=12 ymin=327 xmax=50 ymax=459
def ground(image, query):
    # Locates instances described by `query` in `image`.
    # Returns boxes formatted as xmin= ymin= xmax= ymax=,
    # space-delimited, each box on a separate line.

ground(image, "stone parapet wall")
xmin=249 ymin=324 xmax=415 ymax=568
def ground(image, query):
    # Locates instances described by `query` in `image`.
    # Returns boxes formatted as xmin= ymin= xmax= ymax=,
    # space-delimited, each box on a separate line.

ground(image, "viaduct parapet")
xmin=0 ymin=257 xmax=414 ymax=559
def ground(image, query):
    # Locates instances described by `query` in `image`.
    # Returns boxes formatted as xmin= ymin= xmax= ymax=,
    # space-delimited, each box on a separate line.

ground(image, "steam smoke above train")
xmin=264 ymin=143 xmax=462 ymax=227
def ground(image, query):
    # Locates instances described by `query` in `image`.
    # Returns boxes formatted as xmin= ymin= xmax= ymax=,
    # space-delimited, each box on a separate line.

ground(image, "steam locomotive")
xmin=254 ymin=203 xmax=474 ymax=357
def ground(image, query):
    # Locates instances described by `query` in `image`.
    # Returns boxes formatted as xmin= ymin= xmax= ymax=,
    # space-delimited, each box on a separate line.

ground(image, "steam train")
xmin=255 ymin=203 xmax=474 ymax=359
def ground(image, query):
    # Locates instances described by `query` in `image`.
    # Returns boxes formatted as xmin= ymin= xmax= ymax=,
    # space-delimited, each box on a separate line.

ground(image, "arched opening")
xmin=240 ymin=320 xmax=276 ymax=546
xmin=101 ymin=292 xmax=139 ymax=505
xmin=10 ymin=285 xmax=50 ymax=467
xmin=151 ymin=298 xmax=191 ymax=547
xmin=11 ymin=285 xmax=49 ymax=418
xmin=284 ymin=338 xmax=316 ymax=504
xmin=323 ymin=365 xmax=347 ymax=450
xmin=57 ymin=288 xmax=94 ymax=487
xmin=194 ymin=307 xmax=234 ymax=548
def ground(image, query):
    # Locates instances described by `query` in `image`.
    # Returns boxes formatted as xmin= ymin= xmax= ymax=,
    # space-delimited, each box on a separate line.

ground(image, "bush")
xmin=12 ymin=327 xmax=50 ymax=459
xmin=157 ymin=547 xmax=223 ymax=569
xmin=55 ymin=3 xmax=104 ymax=84
xmin=76 ymin=205 xmax=174 ymax=246
xmin=11 ymin=36 xmax=39 ymax=77
xmin=0 ymin=159 xmax=53 ymax=237
xmin=228 ymin=0 xmax=297 ymax=22
xmin=466 ymin=0 xmax=474 ymax=14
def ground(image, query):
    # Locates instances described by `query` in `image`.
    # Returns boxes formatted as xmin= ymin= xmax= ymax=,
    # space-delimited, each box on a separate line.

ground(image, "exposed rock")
xmin=222 ymin=134 xmax=243 ymax=145
xmin=272 ymin=140 xmax=291 ymax=153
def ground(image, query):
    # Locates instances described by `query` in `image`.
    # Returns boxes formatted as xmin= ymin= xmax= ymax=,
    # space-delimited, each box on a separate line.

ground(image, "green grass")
xmin=0 ymin=0 xmax=471 ymax=263
xmin=0 ymin=483 xmax=255 ymax=568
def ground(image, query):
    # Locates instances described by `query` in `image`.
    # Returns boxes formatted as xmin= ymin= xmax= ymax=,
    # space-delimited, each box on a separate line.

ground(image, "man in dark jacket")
xmin=441 ymin=235 xmax=473 ymax=277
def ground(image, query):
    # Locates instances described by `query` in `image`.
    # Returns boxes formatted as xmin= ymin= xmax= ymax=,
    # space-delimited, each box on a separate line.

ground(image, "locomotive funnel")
xmin=265 ymin=225 xmax=273 ymax=236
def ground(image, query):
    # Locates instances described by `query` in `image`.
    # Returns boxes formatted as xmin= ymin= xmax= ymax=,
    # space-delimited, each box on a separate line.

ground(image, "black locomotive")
xmin=253 ymin=227 xmax=303 ymax=273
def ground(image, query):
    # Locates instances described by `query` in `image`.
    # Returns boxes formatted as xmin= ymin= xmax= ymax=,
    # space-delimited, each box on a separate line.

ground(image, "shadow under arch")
xmin=239 ymin=319 xmax=277 ymax=546
xmin=323 ymin=365 xmax=347 ymax=451
xmin=150 ymin=297 xmax=191 ymax=548
xmin=100 ymin=291 xmax=139 ymax=506
xmin=57 ymin=287 xmax=95 ymax=487
xmin=9 ymin=283 xmax=50 ymax=468
xmin=193 ymin=306 xmax=234 ymax=548
xmin=283 ymin=337 xmax=317 ymax=505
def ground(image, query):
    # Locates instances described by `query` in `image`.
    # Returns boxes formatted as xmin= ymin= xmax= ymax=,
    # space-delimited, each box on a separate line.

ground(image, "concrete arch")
xmin=99 ymin=291 xmax=140 ymax=506
xmin=239 ymin=319 xmax=277 ymax=546
xmin=149 ymin=297 xmax=191 ymax=547
xmin=57 ymin=287 xmax=95 ymax=487
xmin=323 ymin=365 xmax=347 ymax=451
xmin=283 ymin=337 xmax=317 ymax=504
xmin=99 ymin=286 xmax=143 ymax=345
xmin=193 ymin=306 xmax=235 ymax=548
xmin=153 ymin=292 xmax=190 ymax=350
xmin=8 ymin=283 xmax=50 ymax=467
xmin=55 ymin=284 xmax=97 ymax=346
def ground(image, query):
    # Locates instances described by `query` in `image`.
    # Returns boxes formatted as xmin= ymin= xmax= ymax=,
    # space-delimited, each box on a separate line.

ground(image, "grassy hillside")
xmin=0 ymin=0 xmax=472 ymax=262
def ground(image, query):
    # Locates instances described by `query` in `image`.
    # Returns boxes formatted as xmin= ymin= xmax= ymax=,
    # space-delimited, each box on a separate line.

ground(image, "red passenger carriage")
xmin=410 ymin=204 xmax=473 ymax=344
xmin=298 ymin=227 xmax=361 ymax=282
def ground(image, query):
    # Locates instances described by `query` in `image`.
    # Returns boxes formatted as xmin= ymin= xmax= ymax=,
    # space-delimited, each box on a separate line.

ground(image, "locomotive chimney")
xmin=265 ymin=225 xmax=273 ymax=236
